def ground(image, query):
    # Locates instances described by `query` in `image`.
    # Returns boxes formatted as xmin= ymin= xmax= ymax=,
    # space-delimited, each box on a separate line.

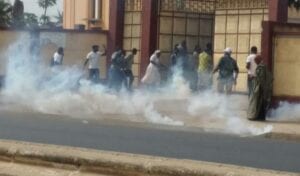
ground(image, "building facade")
xmin=63 ymin=0 xmax=300 ymax=98
xmin=63 ymin=0 xmax=110 ymax=30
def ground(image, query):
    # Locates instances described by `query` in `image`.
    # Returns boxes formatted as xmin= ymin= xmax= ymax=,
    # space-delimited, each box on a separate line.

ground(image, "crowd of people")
xmin=141 ymin=41 xmax=214 ymax=91
xmin=50 ymin=45 xmax=137 ymax=91
xmin=141 ymin=40 xmax=239 ymax=94
xmin=49 ymin=41 xmax=272 ymax=121
xmin=48 ymin=41 xmax=263 ymax=95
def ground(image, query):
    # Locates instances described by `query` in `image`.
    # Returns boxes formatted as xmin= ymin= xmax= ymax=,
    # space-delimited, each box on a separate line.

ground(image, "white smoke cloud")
xmin=1 ymin=36 xmax=274 ymax=135
xmin=187 ymin=92 xmax=273 ymax=136
xmin=270 ymin=102 xmax=300 ymax=121
xmin=144 ymin=103 xmax=184 ymax=126
xmin=226 ymin=117 xmax=273 ymax=136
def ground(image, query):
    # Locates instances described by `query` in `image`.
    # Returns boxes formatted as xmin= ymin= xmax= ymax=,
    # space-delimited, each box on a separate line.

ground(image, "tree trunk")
xmin=43 ymin=0 xmax=48 ymax=24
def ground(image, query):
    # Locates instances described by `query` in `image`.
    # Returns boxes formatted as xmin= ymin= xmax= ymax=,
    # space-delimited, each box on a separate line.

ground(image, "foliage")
xmin=54 ymin=10 xmax=63 ymax=24
xmin=11 ymin=0 xmax=25 ymax=28
xmin=0 ymin=0 xmax=12 ymax=27
xmin=289 ymin=0 xmax=300 ymax=10
xmin=24 ymin=12 xmax=39 ymax=28
xmin=37 ymin=0 xmax=57 ymax=25
xmin=37 ymin=0 xmax=57 ymax=10
xmin=40 ymin=14 xmax=50 ymax=25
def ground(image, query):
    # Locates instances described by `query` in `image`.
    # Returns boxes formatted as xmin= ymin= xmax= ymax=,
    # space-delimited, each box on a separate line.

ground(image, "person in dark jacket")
xmin=213 ymin=47 xmax=239 ymax=94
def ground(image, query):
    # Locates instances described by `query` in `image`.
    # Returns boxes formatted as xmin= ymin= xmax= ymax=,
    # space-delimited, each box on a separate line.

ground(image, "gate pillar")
xmin=268 ymin=0 xmax=288 ymax=23
xmin=108 ymin=0 xmax=125 ymax=66
xmin=140 ymin=0 xmax=159 ymax=80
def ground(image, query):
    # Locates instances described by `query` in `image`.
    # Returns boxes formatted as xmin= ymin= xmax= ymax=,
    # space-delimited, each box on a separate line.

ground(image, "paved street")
xmin=0 ymin=111 xmax=299 ymax=173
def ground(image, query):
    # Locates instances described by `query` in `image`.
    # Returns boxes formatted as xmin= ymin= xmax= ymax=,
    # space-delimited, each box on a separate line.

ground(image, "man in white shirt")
xmin=52 ymin=47 xmax=64 ymax=66
xmin=246 ymin=46 xmax=258 ymax=97
xmin=84 ymin=45 xmax=106 ymax=83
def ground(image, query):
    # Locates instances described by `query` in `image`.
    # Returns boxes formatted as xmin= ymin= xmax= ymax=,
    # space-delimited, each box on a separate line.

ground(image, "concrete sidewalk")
xmin=0 ymin=139 xmax=298 ymax=176
xmin=152 ymin=94 xmax=300 ymax=141
xmin=262 ymin=121 xmax=300 ymax=141
xmin=185 ymin=113 xmax=300 ymax=141
xmin=1 ymin=94 xmax=300 ymax=141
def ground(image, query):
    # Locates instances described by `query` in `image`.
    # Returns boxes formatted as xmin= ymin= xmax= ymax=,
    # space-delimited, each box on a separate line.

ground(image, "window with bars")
xmin=160 ymin=0 xmax=216 ymax=14
xmin=159 ymin=0 xmax=269 ymax=13
xmin=125 ymin=0 xmax=142 ymax=11
xmin=91 ymin=0 xmax=102 ymax=20
xmin=216 ymin=0 xmax=268 ymax=9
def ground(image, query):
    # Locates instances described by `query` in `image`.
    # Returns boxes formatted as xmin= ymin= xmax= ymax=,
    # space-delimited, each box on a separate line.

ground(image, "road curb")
xmin=0 ymin=139 xmax=298 ymax=176
xmin=264 ymin=132 xmax=300 ymax=142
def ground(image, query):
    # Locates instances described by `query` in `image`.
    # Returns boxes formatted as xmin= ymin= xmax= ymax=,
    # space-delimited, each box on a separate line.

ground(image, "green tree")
xmin=0 ymin=0 xmax=12 ymax=27
xmin=289 ymin=0 xmax=300 ymax=10
xmin=24 ymin=12 xmax=39 ymax=28
xmin=38 ymin=0 xmax=56 ymax=25
xmin=54 ymin=10 xmax=63 ymax=24
xmin=12 ymin=0 xmax=25 ymax=28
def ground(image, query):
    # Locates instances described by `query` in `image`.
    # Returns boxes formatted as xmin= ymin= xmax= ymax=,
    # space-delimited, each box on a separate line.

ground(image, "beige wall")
xmin=0 ymin=30 xmax=25 ymax=75
xmin=63 ymin=0 xmax=110 ymax=30
xmin=214 ymin=6 xmax=268 ymax=92
xmin=273 ymin=35 xmax=300 ymax=97
xmin=0 ymin=30 xmax=107 ymax=78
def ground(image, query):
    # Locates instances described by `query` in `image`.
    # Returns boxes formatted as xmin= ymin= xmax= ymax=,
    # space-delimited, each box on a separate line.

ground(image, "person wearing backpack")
xmin=213 ymin=48 xmax=239 ymax=94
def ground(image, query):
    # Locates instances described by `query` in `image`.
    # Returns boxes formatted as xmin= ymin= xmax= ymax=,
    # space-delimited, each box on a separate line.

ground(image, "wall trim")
xmin=0 ymin=27 xmax=108 ymax=34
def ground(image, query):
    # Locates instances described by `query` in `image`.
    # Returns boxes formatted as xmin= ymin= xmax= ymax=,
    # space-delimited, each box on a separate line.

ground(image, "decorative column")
xmin=107 ymin=0 xmax=125 ymax=66
xmin=261 ymin=21 xmax=275 ymax=71
xmin=140 ymin=0 xmax=159 ymax=79
xmin=261 ymin=0 xmax=289 ymax=71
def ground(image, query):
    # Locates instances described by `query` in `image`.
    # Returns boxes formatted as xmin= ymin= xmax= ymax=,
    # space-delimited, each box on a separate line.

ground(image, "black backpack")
xmin=219 ymin=56 xmax=235 ymax=78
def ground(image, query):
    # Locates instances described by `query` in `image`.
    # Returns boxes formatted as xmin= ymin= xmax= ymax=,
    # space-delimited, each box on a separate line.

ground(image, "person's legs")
xmin=257 ymin=100 xmax=267 ymax=121
xmin=225 ymin=81 xmax=233 ymax=95
xmin=190 ymin=71 xmax=198 ymax=92
xmin=217 ymin=79 xmax=224 ymax=93
xmin=94 ymin=69 xmax=100 ymax=83
xmin=247 ymin=76 xmax=252 ymax=97
xmin=201 ymin=72 xmax=213 ymax=91
xmin=111 ymin=68 xmax=118 ymax=90
xmin=89 ymin=69 xmax=93 ymax=80
xmin=115 ymin=69 xmax=124 ymax=91
xmin=89 ymin=69 xmax=99 ymax=83
xmin=206 ymin=74 xmax=213 ymax=90
xmin=123 ymin=70 xmax=131 ymax=90
xmin=128 ymin=70 xmax=134 ymax=90
xmin=197 ymin=72 xmax=202 ymax=91
xmin=108 ymin=67 xmax=114 ymax=88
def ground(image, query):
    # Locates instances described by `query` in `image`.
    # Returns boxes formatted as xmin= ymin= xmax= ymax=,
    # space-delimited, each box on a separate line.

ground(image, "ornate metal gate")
xmin=214 ymin=0 xmax=268 ymax=92
xmin=157 ymin=0 xmax=216 ymax=65
xmin=123 ymin=0 xmax=142 ymax=85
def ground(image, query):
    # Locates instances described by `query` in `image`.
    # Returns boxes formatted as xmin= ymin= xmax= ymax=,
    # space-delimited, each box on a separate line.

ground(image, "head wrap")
xmin=224 ymin=47 xmax=232 ymax=54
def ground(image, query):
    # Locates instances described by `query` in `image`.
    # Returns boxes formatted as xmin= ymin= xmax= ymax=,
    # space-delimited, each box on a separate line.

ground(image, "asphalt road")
xmin=0 ymin=111 xmax=299 ymax=173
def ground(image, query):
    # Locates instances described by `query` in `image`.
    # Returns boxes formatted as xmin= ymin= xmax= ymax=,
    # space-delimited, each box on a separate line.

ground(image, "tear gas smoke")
xmin=144 ymin=103 xmax=184 ymax=126
xmin=1 ymin=36 xmax=273 ymax=136
xmin=270 ymin=102 xmax=300 ymax=121
xmin=188 ymin=92 xmax=273 ymax=136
